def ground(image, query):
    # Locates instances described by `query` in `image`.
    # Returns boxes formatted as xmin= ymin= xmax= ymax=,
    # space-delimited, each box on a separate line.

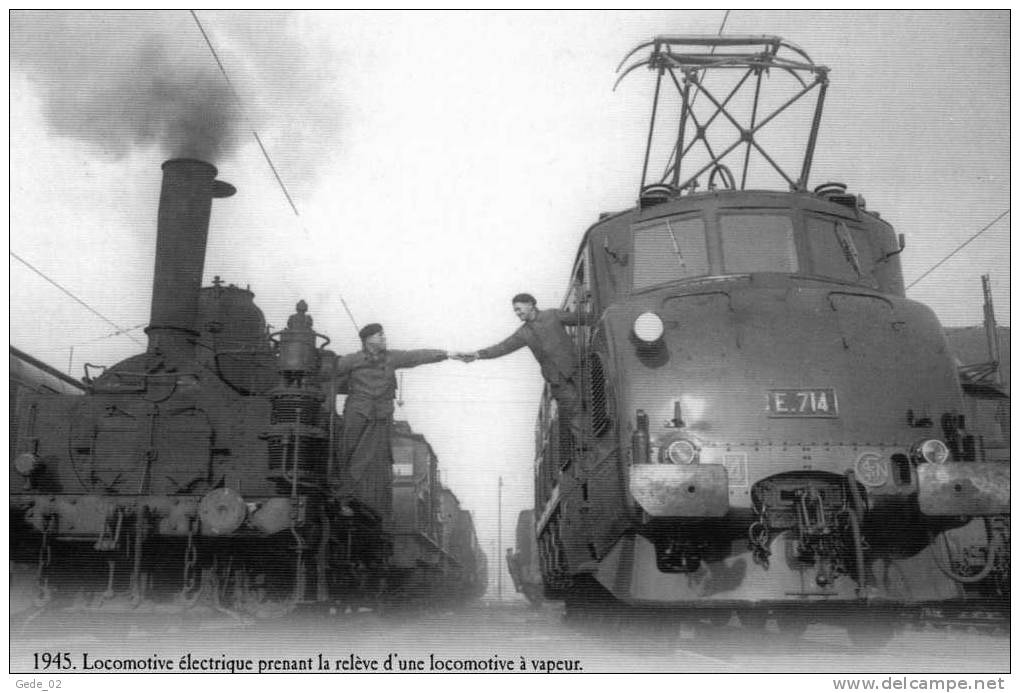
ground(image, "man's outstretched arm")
xmin=388 ymin=349 xmax=450 ymax=369
xmin=475 ymin=330 xmax=527 ymax=360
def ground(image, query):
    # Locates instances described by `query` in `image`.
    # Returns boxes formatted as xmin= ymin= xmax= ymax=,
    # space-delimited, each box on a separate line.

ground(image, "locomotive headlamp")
xmin=664 ymin=439 xmax=698 ymax=465
xmin=13 ymin=452 xmax=39 ymax=476
xmin=250 ymin=498 xmax=292 ymax=534
xmin=634 ymin=312 xmax=664 ymax=342
xmin=916 ymin=439 xmax=950 ymax=465
xmin=199 ymin=488 xmax=248 ymax=536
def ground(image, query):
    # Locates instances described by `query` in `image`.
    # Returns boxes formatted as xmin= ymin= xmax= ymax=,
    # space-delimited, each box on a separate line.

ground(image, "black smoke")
xmin=10 ymin=10 xmax=341 ymax=183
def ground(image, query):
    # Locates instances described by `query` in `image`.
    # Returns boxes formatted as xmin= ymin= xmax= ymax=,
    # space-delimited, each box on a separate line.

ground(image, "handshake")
xmin=447 ymin=351 xmax=479 ymax=363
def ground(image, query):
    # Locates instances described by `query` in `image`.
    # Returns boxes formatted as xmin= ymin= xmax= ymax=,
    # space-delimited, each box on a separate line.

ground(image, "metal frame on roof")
xmin=616 ymin=35 xmax=830 ymax=197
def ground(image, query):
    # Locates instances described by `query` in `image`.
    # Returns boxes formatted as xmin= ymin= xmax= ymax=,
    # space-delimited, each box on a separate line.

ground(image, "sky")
xmin=7 ymin=10 xmax=1011 ymax=597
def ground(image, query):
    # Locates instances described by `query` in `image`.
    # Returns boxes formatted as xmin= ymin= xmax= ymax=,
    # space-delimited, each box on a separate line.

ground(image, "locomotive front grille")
xmin=266 ymin=388 xmax=328 ymax=492
xmin=270 ymin=392 xmax=323 ymax=426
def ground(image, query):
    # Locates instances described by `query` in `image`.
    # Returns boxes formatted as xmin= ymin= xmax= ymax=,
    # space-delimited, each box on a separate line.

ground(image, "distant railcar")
xmin=435 ymin=487 xmax=488 ymax=600
xmin=9 ymin=346 xmax=86 ymax=458
xmin=945 ymin=322 xmax=1010 ymax=465
xmin=390 ymin=421 xmax=487 ymax=601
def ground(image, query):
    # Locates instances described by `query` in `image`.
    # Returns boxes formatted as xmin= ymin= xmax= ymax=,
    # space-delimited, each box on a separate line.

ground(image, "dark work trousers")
xmin=336 ymin=410 xmax=393 ymax=524
xmin=550 ymin=377 xmax=585 ymax=451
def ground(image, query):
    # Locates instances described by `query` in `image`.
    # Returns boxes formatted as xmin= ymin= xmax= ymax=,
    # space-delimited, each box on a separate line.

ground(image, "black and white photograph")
xmin=8 ymin=10 xmax=1010 ymax=687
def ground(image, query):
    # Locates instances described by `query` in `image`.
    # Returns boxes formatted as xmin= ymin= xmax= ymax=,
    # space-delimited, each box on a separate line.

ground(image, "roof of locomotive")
xmin=566 ymin=186 xmax=898 ymax=307
xmin=10 ymin=345 xmax=86 ymax=394
xmin=586 ymin=187 xmax=891 ymax=246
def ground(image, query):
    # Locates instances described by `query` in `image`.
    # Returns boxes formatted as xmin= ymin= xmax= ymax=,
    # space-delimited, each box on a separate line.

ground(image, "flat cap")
xmin=359 ymin=323 xmax=383 ymax=340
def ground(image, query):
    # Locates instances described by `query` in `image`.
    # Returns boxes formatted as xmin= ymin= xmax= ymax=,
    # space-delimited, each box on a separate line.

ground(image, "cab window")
xmin=805 ymin=215 xmax=875 ymax=283
xmin=632 ymin=216 xmax=709 ymax=289
xmin=719 ymin=213 xmax=798 ymax=273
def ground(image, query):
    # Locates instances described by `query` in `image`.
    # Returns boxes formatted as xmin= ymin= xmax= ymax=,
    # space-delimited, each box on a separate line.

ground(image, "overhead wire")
xmin=12 ymin=13 xmax=354 ymax=352
xmin=189 ymin=10 xmax=300 ymax=218
xmin=76 ymin=323 xmax=148 ymax=344
xmin=189 ymin=10 xmax=361 ymax=335
xmin=905 ymin=210 xmax=1010 ymax=290
xmin=13 ymin=13 xmax=368 ymax=358
xmin=10 ymin=251 xmax=146 ymax=347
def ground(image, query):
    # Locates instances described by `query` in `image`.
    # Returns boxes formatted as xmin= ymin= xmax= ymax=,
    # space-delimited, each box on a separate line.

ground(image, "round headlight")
xmin=249 ymin=498 xmax=292 ymax=535
xmin=665 ymin=439 xmax=697 ymax=465
xmin=13 ymin=452 xmax=39 ymax=476
xmin=199 ymin=488 xmax=248 ymax=536
xmin=634 ymin=312 xmax=664 ymax=342
xmin=918 ymin=439 xmax=950 ymax=464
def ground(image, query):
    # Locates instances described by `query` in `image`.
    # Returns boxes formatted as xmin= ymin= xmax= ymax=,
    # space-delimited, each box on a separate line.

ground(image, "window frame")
xmin=802 ymin=212 xmax=878 ymax=286
xmin=716 ymin=211 xmax=800 ymax=275
xmin=630 ymin=213 xmax=711 ymax=291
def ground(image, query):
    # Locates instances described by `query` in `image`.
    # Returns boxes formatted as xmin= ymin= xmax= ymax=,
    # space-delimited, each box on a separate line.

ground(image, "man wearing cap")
xmin=333 ymin=323 xmax=451 ymax=520
xmin=456 ymin=293 xmax=590 ymax=449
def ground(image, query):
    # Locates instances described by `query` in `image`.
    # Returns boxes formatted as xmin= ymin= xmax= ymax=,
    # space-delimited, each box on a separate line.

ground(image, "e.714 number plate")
xmin=767 ymin=388 xmax=837 ymax=417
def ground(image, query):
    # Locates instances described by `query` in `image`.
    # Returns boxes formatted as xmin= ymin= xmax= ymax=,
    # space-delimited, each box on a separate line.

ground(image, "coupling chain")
xmin=795 ymin=487 xmax=829 ymax=537
xmin=182 ymin=521 xmax=198 ymax=594
xmin=36 ymin=514 xmax=55 ymax=599
xmin=748 ymin=503 xmax=771 ymax=568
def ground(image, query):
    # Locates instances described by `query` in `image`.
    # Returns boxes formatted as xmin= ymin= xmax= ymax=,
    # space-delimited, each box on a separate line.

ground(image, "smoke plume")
xmin=10 ymin=10 xmax=342 ymax=183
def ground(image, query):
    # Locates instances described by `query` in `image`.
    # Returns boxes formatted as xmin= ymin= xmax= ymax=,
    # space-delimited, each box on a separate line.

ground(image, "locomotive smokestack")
xmin=147 ymin=158 xmax=235 ymax=361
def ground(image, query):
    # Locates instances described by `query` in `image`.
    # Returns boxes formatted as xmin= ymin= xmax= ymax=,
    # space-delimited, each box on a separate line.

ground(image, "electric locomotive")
xmin=10 ymin=158 xmax=483 ymax=612
xmin=532 ymin=37 xmax=1009 ymax=639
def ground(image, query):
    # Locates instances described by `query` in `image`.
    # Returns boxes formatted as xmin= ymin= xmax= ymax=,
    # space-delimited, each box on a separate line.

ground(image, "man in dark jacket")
xmin=458 ymin=293 xmax=588 ymax=446
xmin=333 ymin=323 xmax=450 ymax=520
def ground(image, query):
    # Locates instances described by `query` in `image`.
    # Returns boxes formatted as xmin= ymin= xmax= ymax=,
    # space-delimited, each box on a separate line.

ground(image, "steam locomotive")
xmin=10 ymin=158 xmax=484 ymax=612
xmin=530 ymin=37 xmax=1009 ymax=641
